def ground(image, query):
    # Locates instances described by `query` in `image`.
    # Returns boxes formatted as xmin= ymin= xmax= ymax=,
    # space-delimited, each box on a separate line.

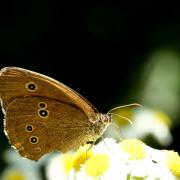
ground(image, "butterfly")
xmin=0 ymin=67 xmax=140 ymax=161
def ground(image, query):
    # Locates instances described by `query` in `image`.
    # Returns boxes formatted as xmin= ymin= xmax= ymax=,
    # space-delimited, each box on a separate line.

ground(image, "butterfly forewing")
xmin=0 ymin=67 xmax=97 ymax=118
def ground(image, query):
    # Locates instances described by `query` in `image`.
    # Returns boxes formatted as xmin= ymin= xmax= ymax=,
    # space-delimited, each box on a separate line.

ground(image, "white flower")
xmin=0 ymin=148 xmax=43 ymax=180
xmin=45 ymin=138 xmax=177 ymax=180
xmin=76 ymin=155 xmax=128 ymax=180
xmin=98 ymin=155 xmax=129 ymax=180
xmin=46 ymin=153 xmax=75 ymax=180
xmin=3 ymin=148 xmax=49 ymax=168
xmin=46 ymin=144 xmax=93 ymax=180
xmin=128 ymin=146 xmax=176 ymax=180
xmin=164 ymin=150 xmax=180 ymax=178
xmin=93 ymin=138 xmax=130 ymax=163
xmin=117 ymin=107 xmax=172 ymax=147
xmin=0 ymin=165 xmax=42 ymax=180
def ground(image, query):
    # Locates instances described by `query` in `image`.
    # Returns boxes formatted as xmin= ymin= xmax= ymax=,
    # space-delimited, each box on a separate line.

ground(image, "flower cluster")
xmin=0 ymin=148 xmax=43 ymax=180
xmin=46 ymin=138 xmax=180 ymax=180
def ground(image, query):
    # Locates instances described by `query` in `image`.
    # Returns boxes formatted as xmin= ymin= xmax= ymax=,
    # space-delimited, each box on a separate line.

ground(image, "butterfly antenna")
xmin=107 ymin=103 xmax=142 ymax=114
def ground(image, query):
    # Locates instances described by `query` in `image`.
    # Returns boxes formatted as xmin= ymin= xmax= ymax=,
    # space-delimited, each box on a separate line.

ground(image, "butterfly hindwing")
xmin=5 ymin=96 xmax=95 ymax=160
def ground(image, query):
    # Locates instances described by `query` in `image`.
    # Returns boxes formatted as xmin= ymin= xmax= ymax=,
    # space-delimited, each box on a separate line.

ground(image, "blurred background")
xmin=0 ymin=1 xmax=180 ymax=179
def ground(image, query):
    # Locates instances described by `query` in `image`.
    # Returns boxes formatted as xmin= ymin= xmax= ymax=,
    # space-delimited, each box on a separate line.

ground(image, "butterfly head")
xmin=98 ymin=113 xmax=112 ymax=124
xmin=90 ymin=113 xmax=112 ymax=137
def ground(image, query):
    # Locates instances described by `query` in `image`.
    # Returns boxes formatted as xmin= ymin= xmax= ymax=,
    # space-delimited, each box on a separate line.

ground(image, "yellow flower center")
xmin=85 ymin=154 xmax=110 ymax=177
xmin=63 ymin=144 xmax=93 ymax=173
xmin=5 ymin=171 xmax=25 ymax=180
xmin=120 ymin=139 xmax=146 ymax=160
xmin=73 ymin=144 xmax=93 ymax=171
xmin=62 ymin=154 xmax=74 ymax=173
xmin=166 ymin=150 xmax=180 ymax=177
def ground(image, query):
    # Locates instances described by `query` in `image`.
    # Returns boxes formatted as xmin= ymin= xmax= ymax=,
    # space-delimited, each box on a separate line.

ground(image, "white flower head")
xmin=0 ymin=148 xmax=44 ymax=180
xmin=118 ymin=107 xmax=173 ymax=147
xmin=3 ymin=148 xmax=49 ymax=168
xmin=45 ymin=138 xmax=177 ymax=180
xmin=46 ymin=152 xmax=77 ymax=180
xmin=76 ymin=154 xmax=128 ymax=180
xmin=0 ymin=165 xmax=42 ymax=180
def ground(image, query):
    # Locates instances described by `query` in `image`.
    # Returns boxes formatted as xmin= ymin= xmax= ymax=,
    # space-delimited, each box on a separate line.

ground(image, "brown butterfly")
xmin=0 ymin=67 xmax=140 ymax=161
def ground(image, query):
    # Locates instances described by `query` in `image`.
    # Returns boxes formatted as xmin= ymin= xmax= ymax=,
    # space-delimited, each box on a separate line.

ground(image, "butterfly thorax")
xmin=89 ymin=113 xmax=112 ymax=138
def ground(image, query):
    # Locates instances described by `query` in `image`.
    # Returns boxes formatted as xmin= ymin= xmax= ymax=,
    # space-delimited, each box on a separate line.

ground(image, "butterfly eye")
xmin=26 ymin=82 xmax=38 ymax=92
xmin=30 ymin=136 xmax=39 ymax=144
xmin=35 ymin=147 xmax=41 ymax=153
xmin=38 ymin=102 xmax=47 ymax=109
xmin=38 ymin=109 xmax=49 ymax=118
xmin=25 ymin=124 xmax=33 ymax=132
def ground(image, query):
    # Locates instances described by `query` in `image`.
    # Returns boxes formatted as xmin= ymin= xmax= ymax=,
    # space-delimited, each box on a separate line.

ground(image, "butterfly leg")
xmin=85 ymin=140 xmax=95 ymax=160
